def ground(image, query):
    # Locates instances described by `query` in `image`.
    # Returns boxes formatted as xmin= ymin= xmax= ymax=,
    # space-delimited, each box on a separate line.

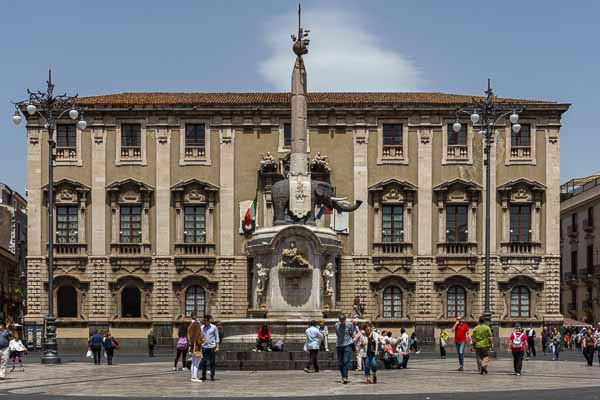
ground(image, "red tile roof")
xmin=77 ymin=92 xmax=558 ymax=107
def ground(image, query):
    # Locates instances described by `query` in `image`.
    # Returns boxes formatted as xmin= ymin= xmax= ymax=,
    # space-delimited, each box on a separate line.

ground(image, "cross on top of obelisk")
xmin=291 ymin=3 xmax=310 ymax=57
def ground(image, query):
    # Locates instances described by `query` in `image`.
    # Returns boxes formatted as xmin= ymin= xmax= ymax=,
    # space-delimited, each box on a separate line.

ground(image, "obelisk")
xmin=288 ymin=4 xmax=312 ymax=221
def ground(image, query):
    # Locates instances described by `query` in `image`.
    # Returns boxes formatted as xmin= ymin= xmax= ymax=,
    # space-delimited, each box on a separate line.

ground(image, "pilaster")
xmin=91 ymin=126 xmax=106 ymax=255
xmin=155 ymin=127 xmax=171 ymax=256
xmin=417 ymin=128 xmax=432 ymax=255
xmin=219 ymin=127 xmax=235 ymax=256
xmin=545 ymin=126 xmax=561 ymax=255
xmin=26 ymin=126 xmax=42 ymax=256
xmin=353 ymin=127 xmax=368 ymax=255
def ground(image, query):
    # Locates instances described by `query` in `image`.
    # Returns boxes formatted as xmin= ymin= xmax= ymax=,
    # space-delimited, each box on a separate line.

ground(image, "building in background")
xmin=560 ymin=173 xmax=600 ymax=323
xmin=0 ymin=183 xmax=27 ymax=323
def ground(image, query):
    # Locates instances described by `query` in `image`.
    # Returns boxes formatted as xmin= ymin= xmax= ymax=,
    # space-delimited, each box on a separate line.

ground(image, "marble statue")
xmin=255 ymin=263 xmax=270 ymax=307
xmin=281 ymin=241 xmax=309 ymax=269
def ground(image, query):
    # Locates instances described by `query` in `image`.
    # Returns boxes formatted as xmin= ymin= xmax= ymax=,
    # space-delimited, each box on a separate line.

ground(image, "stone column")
xmin=417 ymin=128 xmax=433 ymax=255
xmin=154 ymin=127 xmax=171 ymax=256
xmin=353 ymin=127 xmax=369 ymax=255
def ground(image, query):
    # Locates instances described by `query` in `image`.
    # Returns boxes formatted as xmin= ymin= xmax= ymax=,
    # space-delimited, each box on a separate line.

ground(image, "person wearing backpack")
xmin=88 ymin=330 xmax=104 ymax=365
xmin=174 ymin=325 xmax=189 ymax=371
xmin=508 ymin=325 xmax=527 ymax=375
xmin=103 ymin=331 xmax=119 ymax=365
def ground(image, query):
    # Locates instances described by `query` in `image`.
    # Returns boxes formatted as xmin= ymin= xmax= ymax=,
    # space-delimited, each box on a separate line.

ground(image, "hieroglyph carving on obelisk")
xmin=288 ymin=4 xmax=312 ymax=220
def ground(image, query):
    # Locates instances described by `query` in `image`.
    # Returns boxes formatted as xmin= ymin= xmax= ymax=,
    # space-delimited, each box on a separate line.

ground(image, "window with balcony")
xmin=446 ymin=205 xmax=468 ymax=242
xmin=185 ymin=286 xmax=206 ymax=317
xmin=120 ymin=205 xmax=142 ymax=243
xmin=571 ymin=250 xmax=578 ymax=275
xmin=56 ymin=124 xmax=77 ymax=161
xmin=444 ymin=123 xmax=470 ymax=163
xmin=184 ymin=206 xmax=206 ymax=243
xmin=510 ymin=205 xmax=531 ymax=242
xmin=184 ymin=124 xmax=206 ymax=160
xmin=56 ymin=206 xmax=78 ymax=243
xmin=383 ymin=286 xmax=402 ymax=318
xmin=510 ymin=286 xmax=530 ymax=318
xmin=511 ymin=123 xmax=531 ymax=158
xmin=447 ymin=286 xmax=466 ymax=318
xmin=377 ymin=122 xmax=408 ymax=164
xmin=587 ymin=244 xmax=594 ymax=274
xmin=120 ymin=124 xmax=142 ymax=160
xmin=121 ymin=286 xmax=141 ymax=318
xmin=382 ymin=205 xmax=403 ymax=243
xmin=57 ymin=285 xmax=78 ymax=318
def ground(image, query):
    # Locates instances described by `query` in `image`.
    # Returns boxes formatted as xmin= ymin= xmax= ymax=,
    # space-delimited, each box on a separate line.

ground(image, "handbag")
xmin=192 ymin=343 xmax=203 ymax=358
xmin=86 ymin=348 xmax=93 ymax=358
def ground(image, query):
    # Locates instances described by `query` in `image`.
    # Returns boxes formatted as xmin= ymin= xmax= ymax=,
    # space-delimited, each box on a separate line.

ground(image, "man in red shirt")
xmin=508 ymin=325 xmax=528 ymax=375
xmin=452 ymin=317 xmax=470 ymax=371
xmin=254 ymin=324 xmax=272 ymax=352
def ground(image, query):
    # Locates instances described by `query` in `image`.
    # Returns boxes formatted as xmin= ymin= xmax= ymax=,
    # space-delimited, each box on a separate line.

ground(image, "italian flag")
xmin=244 ymin=195 xmax=257 ymax=228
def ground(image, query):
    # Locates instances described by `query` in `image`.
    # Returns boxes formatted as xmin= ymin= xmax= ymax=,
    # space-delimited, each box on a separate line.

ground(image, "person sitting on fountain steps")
xmin=254 ymin=324 xmax=272 ymax=352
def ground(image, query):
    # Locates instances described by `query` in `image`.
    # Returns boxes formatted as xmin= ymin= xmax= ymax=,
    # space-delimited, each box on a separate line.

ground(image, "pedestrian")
xmin=147 ymin=329 xmax=156 ymax=357
xmin=541 ymin=327 xmax=549 ymax=355
xmin=0 ymin=321 xmax=12 ymax=379
xmin=335 ymin=314 xmax=354 ymax=384
xmin=318 ymin=320 xmax=329 ymax=352
xmin=409 ymin=332 xmax=420 ymax=354
xmin=594 ymin=323 xmax=600 ymax=365
xmin=396 ymin=334 xmax=410 ymax=369
xmin=304 ymin=320 xmax=323 ymax=373
xmin=471 ymin=316 xmax=493 ymax=375
xmin=526 ymin=326 xmax=536 ymax=359
xmin=9 ymin=332 xmax=26 ymax=372
xmin=199 ymin=314 xmax=220 ymax=381
xmin=254 ymin=324 xmax=272 ymax=352
xmin=88 ymin=330 xmax=104 ymax=365
xmin=354 ymin=324 xmax=366 ymax=371
xmin=550 ymin=327 xmax=562 ymax=361
xmin=362 ymin=323 xmax=380 ymax=384
xmin=582 ymin=330 xmax=596 ymax=366
xmin=452 ymin=316 xmax=470 ymax=371
xmin=508 ymin=324 xmax=527 ymax=376
xmin=187 ymin=319 xmax=204 ymax=383
xmin=351 ymin=296 xmax=365 ymax=319
xmin=103 ymin=331 xmax=119 ymax=365
xmin=174 ymin=325 xmax=188 ymax=371
xmin=440 ymin=328 xmax=449 ymax=359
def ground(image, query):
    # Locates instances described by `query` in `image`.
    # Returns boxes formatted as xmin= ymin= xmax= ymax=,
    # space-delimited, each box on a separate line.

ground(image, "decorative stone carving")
xmin=310 ymin=152 xmax=330 ymax=172
xmin=258 ymin=152 xmax=277 ymax=173
xmin=281 ymin=241 xmax=310 ymax=270
xmin=255 ymin=263 xmax=270 ymax=308
xmin=322 ymin=262 xmax=334 ymax=308
xmin=119 ymin=190 xmax=141 ymax=204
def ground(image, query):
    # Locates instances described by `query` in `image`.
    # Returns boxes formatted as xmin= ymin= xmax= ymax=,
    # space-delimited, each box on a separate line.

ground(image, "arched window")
xmin=121 ymin=286 xmax=141 ymax=318
xmin=185 ymin=286 xmax=206 ymax=317
xmin=383 ymin=286 xmax=402 ymax=318
xmin=511 ymin=286 xmax=530 ymax=317
xmin=447 ymin=286 xmax=466 ymax=318
xmin=57 ymin=286 xmax=78 ymax=318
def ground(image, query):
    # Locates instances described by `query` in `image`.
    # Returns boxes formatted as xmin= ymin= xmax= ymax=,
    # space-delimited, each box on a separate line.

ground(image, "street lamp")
xmin=454 ymin=79 xmax=523 ymax=325
xmin=12 ymin=70 xmax=86 ymax=364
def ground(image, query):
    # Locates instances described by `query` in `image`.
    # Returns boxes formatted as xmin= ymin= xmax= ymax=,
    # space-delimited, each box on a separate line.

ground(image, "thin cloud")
xmin=259 ymin=7 xmax=423 ymax=92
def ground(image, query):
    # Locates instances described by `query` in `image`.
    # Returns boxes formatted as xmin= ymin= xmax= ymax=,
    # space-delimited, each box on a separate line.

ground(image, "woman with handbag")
xmin=188 ymin=321 xmax=204 ymax=383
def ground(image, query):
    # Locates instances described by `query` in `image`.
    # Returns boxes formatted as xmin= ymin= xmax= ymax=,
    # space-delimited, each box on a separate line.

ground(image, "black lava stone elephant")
xmin=271 ymin=179 xmax=362 ymax=225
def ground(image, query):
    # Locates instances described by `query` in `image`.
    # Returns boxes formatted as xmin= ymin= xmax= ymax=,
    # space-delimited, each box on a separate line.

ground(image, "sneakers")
xmin=303 ymin=368 xmax=311 ymax=373
xmin=342 ymin=377 xmax=349 ymax=384
xmin=252 ymin=349 xmax=257 ymax=352
xmin=191 ymin=378 xmax=202 ymax=383
xmin=458 ymin=366 xmax=464 ymax=372
xmin=172 ymin=367 xmax=177 ymax=371
xmin=267 ymin=348 xmax=272 ymax=352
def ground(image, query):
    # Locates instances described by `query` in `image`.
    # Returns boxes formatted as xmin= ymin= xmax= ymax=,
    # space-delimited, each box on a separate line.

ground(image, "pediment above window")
xmin=433 ymin=178 xmax=481 ymax=205
xmin=171 ymin=179 xmax=219 ymax=206
xmin=43 ymin=178 xmax=90 ymax=204
xmin=369 ymin=178 xmax=417 ymax=205
xmin=497 ymin=178 xmax=545 ymax=204
xmin=107 ymin=178 xmax=154 ymax=204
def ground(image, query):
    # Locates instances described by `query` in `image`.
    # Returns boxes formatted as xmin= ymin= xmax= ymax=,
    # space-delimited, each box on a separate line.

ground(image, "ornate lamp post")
xmin=453 ymin=79 xmax=522 ymax=324
xmin=12 ymin=70 xmax=87 ymax=364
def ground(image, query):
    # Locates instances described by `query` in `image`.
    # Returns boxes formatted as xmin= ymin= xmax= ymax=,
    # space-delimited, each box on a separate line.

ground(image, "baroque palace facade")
xmin=24 ymin=91 xmax=568 ymax=344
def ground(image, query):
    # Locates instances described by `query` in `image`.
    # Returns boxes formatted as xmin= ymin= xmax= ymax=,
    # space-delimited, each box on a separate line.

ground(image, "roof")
xmin=561 ymin=172 xmax=600 ymax=201
xmin=76 ymin=92 xmax=562 ymax=107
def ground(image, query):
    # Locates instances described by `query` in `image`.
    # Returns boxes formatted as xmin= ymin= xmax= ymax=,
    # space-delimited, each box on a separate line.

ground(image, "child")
xmin=9 ymin=333 xmax=27 ymax=372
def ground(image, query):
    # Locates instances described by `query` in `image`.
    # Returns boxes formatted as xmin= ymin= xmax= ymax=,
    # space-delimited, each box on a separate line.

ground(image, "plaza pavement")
xmin=1 ymin=356 xmax=600 ymax=399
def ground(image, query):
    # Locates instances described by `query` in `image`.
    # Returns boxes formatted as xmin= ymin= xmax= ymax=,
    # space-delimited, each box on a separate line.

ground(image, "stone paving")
xmin=1 ymin=357 xmax=600 ymax=398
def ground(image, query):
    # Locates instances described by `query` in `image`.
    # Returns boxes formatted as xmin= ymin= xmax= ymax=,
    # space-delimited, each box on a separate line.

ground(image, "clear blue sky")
xmin=1 ymin=0 xmax=597 ymax=194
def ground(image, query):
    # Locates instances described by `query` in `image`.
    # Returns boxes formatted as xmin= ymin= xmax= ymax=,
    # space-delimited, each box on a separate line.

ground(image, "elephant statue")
xmin=271 ymin=179 xmax=362 ymax=226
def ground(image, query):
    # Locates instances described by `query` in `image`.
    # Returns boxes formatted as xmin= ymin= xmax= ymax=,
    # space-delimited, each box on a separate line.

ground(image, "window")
xmin=587 ymin=287 xmax=593 ymax=302
xmin=571 ymin=250 xmax=578 ymax=275
xmin=284 ymin=123 xmax=292 ymax=147
xmin=448 ymin=123 xmax=467 ymax=146
xmin=56 ymin=206 xmax=78 ymax=243
xmin=185 ymin=286 xmax=206 ymax=317
xmin=510 ymin=286 xmax=530 ymax=318
xmin=511 ymin=124 xmax=530 ymax=147
xmin=57 ymin=124 xmax=76 ymax=148
xmin=510 ymin=205 xmax=531 ymax=242
xmin=121 ymin=286 xmax=141 ymax=318
xmin=120 ymin=206 xmax=142 ymax=243
xmin=184 ymin=206 xmax=206 ymax=243
xmin=588 ymin=207 xmax=594 ymax=226
xmin=447 ymin=286 xmax=466 ymax=318
xmin=446 ymin=205 xmax=468 ymax=242
xmin=383 ymin=286 xmax=402 ymax=318
xmin=572 ymin=213 xmax=578 ymax=231
xmin=383 ymin=124 xmax=403 ymax=146
xmin=57 ymin=286 xmax=77 ymax=318
xmin=121 ymin=124 xmax=141 ymax=147
xmin=185 ymin=124 xmax=206 ymax=159
xmin=587 ymin=245 xmax=594 ymax=273
xmin=382 ymin=205 xmax=403 ymax=242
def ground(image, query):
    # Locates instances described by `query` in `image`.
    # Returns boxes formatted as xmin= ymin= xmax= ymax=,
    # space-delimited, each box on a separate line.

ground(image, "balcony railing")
xmin=54 ymin=243 xmax=87 ymax=256
xmin=110 ymin=243 xmax=151 ymax=257
xmin=55 ymin=147 xmax=77 ymax=160
xmin=174 ymin=242 xmax=216 ymax=256
xmin=446 ymin=145 xmax=468 ymax=160
xmin=500 ymin=241 xmax=541 ymax=255
xmin=372 ymin=242 xmax=413 ymax=256
xmin=567 ymin=224 xmax=578 ymax=238
xmin=120 ymin=146 xmax=142 ymax=160
xmin=184 ymin=146 xmax=206 ymax=160
xmin=510 ymin=146 xmax=532 ymax=159
xmin=583 ymin=219 xmax=594 ymax=233
xmin=382 ymin=145 xmax=403 ymax=158
xmin=437 ymin=242 xmax=477 ymax=256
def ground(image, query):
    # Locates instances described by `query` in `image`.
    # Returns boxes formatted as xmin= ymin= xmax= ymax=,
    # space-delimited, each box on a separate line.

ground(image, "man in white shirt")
xmin=526 ymin=327 xmax=536 ymax=358
xmin=199 ymin=314 xmax=220 ymax=381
